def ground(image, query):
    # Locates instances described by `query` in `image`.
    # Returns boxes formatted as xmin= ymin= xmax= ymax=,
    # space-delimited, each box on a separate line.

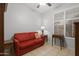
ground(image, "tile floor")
xmin=23 ymin=43 xmax=75 ymax=56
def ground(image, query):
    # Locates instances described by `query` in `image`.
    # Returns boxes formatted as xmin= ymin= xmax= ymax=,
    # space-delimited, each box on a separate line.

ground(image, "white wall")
xmin=4 ymin=3 xmax=42 ymax=41
xmin=43 ymin=12 xmax=54 ymax=44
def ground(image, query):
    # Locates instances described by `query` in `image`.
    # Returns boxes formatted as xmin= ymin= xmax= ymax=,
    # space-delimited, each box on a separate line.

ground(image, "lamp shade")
xmin=41 ymin=26 xmax=45 ymax=30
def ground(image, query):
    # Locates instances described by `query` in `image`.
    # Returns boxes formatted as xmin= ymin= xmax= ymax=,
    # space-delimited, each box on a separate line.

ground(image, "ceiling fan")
xmin=37 ymin=3 xmax=52 ymax=8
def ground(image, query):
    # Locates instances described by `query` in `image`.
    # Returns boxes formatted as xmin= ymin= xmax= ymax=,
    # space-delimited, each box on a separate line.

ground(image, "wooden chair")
xmin=52 ymin=34 xmax=64 ymax=50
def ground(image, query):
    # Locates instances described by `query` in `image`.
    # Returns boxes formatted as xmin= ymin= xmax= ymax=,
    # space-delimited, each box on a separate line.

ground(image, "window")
xmin=66 ymin=19 xmax=79 ymax=37
xmin=54 ymin=7 xmax=79 ymax=38
xmin=54 ymin=12 xmax=64 ymax=35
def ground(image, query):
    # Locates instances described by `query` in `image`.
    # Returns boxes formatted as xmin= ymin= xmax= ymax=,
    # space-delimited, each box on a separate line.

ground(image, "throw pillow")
xmin=35 ymin=33 xmax=41 ymax=39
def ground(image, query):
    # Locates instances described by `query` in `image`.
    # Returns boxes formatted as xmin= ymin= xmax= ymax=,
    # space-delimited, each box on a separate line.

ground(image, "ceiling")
xmin=25 ymin=3 xmax=79 ymax=14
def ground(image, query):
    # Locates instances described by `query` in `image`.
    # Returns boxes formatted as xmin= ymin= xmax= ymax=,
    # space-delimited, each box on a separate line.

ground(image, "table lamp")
xmin=41 ymin=26 xmax=45 ymax=35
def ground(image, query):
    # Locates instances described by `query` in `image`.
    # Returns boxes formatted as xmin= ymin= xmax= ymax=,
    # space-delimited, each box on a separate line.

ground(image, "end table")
xmin=4 ymin=40 xmax=14 ymax=56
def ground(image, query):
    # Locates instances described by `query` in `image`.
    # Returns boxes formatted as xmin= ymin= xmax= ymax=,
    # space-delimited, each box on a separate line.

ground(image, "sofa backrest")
xmin=14 ymin=32 xmax=37 ymax=42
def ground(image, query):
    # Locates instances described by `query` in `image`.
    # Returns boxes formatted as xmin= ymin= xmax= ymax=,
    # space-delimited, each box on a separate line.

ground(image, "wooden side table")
xmin=52 ymin=34 xmax=64 ymax=50
xmin=44 ymin=35 xmax=48 ymax=42
xmin=4 ymin=40 xmax=14 ymax=56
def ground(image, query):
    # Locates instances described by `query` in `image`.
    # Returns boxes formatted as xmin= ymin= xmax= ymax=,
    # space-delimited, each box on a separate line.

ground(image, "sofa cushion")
xmin=28 ymin=32 xmax=36 ymax=39
xmin=14 ymin=32 xmax=36 ymax=42
xmin=34 ymin=38 xmax=43 ymax=44
xmin=19 ymin=40 xmax=36 ymax=49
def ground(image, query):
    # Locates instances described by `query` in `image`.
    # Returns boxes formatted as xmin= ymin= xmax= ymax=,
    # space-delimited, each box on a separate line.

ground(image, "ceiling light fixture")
xmin=39 ymin=3 xmax=46 ymax=5
xmin=37 ymin=3 xmax=52 ymax=8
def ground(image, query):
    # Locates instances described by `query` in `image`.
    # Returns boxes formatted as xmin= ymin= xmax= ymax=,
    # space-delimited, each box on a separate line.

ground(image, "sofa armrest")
xmin=14 ymin=39 xmax=20 ymax=45
xmin=13 ymin=39 xmax=20 ymax=50
xmin=13 ymin=39 xmax=20 ymax=55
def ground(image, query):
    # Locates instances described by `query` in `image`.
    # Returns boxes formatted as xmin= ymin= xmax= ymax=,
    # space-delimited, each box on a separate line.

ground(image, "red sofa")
xmin=13 ymin=32 xmax=45 ymax=56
